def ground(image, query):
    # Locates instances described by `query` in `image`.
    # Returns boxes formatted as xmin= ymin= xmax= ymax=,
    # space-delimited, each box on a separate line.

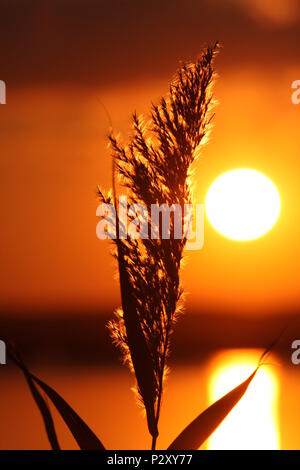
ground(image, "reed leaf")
xmin=8 ymin=348 xmax=105 ymax=450
xmin=8 ymin=349 xmax=60 ymax=450
xmin=111 ymin=158 xmax=158 ymax=441
xmin=117 ymin=237 xmax=158 ymax=440
xmin=167 ymin=369 xmax=257 ymax=450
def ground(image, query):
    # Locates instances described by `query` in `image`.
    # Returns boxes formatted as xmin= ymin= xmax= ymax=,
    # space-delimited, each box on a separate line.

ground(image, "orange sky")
xmin=1 ymin=66 xmax=299 ymax=316
xmin=1 ymin=1 xmax=300 ymax=316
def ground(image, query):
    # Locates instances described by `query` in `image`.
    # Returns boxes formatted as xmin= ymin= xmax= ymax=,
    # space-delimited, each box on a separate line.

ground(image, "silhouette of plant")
xmin=7 ymin=44 xmax=269 ymax=451
xmin=98 ymin=43 xmax=217 ymax=449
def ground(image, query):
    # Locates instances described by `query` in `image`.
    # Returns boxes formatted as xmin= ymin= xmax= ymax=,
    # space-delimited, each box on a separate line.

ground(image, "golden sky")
xmin=1 ymin=0 xmax=300 ymax=315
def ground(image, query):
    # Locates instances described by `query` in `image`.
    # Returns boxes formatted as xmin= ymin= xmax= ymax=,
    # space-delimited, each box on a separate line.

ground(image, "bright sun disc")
xmin=205 ymin=169 xmax=280 ymax=241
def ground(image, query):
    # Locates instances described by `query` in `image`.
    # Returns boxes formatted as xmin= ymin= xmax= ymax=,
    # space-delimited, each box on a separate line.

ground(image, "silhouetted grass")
xmin=6 ymin=44 xmax=278 ymax=451
xmin=8 ymin=346 xmax=105 ymax=450
xmin=98 ymin=45 xmax=218 ymax=450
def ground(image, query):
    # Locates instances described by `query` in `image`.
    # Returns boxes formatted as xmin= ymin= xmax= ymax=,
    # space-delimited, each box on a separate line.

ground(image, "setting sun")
xmin=205 ymin=169 xmax=281 ymax=241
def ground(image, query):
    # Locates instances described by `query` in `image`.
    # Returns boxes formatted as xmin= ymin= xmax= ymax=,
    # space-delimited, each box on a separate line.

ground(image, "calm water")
xmin=0 ymin=351 xmax=299 ymax=449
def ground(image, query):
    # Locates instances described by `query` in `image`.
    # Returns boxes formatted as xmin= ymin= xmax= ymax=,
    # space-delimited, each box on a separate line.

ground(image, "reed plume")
xmin=98 ymin=44 xmax=218 ymax=449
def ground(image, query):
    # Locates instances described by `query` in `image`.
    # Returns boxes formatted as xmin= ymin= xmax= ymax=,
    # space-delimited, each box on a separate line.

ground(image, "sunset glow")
xmin=1 ymin=0 xmax=300 ymax=454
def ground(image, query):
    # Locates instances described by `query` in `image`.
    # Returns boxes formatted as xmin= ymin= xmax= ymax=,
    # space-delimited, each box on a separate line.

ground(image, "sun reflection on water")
xmin=208 ymin=349 xmax=280 ymax=450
